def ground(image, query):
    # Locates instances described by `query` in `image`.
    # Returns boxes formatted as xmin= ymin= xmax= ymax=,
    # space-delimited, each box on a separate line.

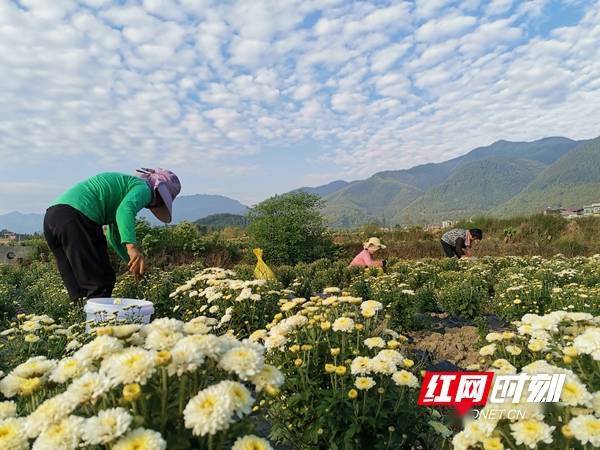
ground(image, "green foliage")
xmin=435 ymin=272 xmax=489 ymax=319
xmin=194 ymin=213 xmax=249 ymax=230
xmin=247 ymin=192 xmax=334 ymax=265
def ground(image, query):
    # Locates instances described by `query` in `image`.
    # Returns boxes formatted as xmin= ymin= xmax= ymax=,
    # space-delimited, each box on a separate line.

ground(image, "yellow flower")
xmin=355 ymin=324 xmax=364 ymax=331
xmin=301 ymin=344 xmax=312 ymax=351
xmin=155 ymin=350 xmax=171 ymax=366
xmin=95 ymin=326 xmax=113 ymax=336
xmin=563 ymin=346 xmax=578 ymax=357
xmin=561 ymin=425 xmax=574 ymax=438
xmin=294 ymin=358 xmax=303 ymax=367
xmin=387 ymin=340 xmax=400 ymax=349
xmin=506 ymin=345 xmax=522 ymax=356
xmin=320 ymin=321 xmax=331 ymax=331
xmin=348 ymin=389 xmax=358 ymax=400
xmin=265 ymin=385 xmax=280 ymax=397
xmin=501 ymin=332 xmax=515 ymax=340
xmin=289 ymin=345 xmax=300 ymax=353
xmin=122 ymin=383 xmax=141 ymax=402
xmin=335 ymin=366 xmax=347 ymax=376
xmin=527 ymin=340 xmax=544 ymax=352
xmin=325 ymin=364 xmax=336 ymax=374
xmin=19 ymin=377 xmax=42 ymax=396
xmin=330 ymin=348 xmax=340 ymax=356
xmin=482 ymin=437 xmax=504 ymax=450
xmin=563 ymin=355 xmax=573 ymax=364
xmin=403 ymin=359 xmax=414 ymax=368
xmin=24 ymin=334 xmax=40 ymax=343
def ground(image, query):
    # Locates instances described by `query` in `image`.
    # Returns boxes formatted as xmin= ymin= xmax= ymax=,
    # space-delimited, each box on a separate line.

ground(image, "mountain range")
xmin=0 ymin=194 xmax=249 ymax=234
xmin=3 ymin=135 xmax=599 ymax=233
xmin=303 ymin=136 xmax=600 ymax=227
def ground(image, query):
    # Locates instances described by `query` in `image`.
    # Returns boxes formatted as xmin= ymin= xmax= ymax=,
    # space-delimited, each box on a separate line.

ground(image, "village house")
xmin=583 ymin=203 xmax=600 ymax=216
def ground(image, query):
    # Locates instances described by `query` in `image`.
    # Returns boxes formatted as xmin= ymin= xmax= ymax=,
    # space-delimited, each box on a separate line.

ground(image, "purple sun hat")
xmin=136 ymin=168 xmax=181 ymax=223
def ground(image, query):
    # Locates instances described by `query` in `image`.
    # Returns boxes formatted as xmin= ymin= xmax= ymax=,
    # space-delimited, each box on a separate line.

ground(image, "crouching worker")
xmin=350 ymin=237 xmax=387 ymax=268
xmin=441 ymin=228 xmax=482 ymax=259
xmin=44 ymin=169 xmax=181 ymax=302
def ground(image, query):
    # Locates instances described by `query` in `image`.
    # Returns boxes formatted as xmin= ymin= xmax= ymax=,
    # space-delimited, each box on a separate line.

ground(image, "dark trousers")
xmin=44 ymin=205 xmax=116 ymax=301
xmin=441 ymin=240 xmax=458 ymax=258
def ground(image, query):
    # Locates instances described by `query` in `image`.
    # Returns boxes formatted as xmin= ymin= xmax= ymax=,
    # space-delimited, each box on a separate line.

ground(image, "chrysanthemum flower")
xmin=112 ymin=428 xmax=166 ymax=450
xmin=24 ymin=393 xmax=78 ymax=438
xmin=100 ymin=347 xmax=156 ymax=386
xmin=249 ymin=365 xmax=285 ymax=391
xmin=0 ymin=401 xmax=17 ymax=420
xmin=219 ymin=342 xmax=264 ymax=380
xmin=350 ymin=357 xmax=372 ymax=375
xmin=32 ymin=416 xmax=83 ymax=450
xmin=332 ymin=317 xmax=354 ymax=333
xmin=568 ymin=414 xmax=600 ymax=447
xmin=509 ymin=419 xmax=554 ymax=448
xmin=392 ymin=370 xmax=418 ymax=388
xmin=81 ymin=407 xmax=132 ymax=445
xmin=184 ymin=383 xmax=235 ymax=436
xmin=0 ymin=418 xmax=28 ymax=450
xmin=50 ymin=358 xmax=85 ymax=384
xmin=354 ymin=377 xmax=376 ymax=391
xmin=231 ymin=434 xmax=274 ymax=450
xmin=364 ymin=337 xmax=385 ymax=349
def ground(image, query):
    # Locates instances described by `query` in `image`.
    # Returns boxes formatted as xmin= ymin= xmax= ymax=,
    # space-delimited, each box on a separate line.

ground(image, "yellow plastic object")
xmin=253 ymin=248 xmax=276 ymax=280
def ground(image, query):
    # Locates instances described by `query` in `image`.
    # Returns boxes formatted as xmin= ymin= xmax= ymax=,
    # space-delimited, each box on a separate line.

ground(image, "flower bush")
xmin=250 ymin=291 xmax=450 ymax=449
xmin=0 ymin=317 xmax=281 ymax=450
xmin=455 ymin=311 xmax=600 ymax=449
xmin=168 ymin=268 xmax=282 ymax=337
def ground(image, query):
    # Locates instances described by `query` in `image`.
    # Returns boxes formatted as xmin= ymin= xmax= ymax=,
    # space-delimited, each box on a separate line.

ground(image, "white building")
xmin=583 ymin=203 xmax=600 ymax=216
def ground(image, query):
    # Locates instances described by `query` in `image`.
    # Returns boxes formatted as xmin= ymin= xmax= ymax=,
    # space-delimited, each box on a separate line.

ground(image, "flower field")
xmin=0 ymin=256 xmax=599 ymax=449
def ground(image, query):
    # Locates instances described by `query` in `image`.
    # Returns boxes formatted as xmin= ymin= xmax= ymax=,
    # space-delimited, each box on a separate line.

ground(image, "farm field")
xmin=0 ymin=255 xmax=598 ymax=449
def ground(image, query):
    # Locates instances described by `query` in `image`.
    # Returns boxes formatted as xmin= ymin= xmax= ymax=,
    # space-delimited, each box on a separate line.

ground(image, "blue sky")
xmin=1 ymin=0 xmax=599 ymax=213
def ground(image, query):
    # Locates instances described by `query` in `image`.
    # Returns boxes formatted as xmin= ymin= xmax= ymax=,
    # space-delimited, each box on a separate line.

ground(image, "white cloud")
xmin=0 ymin=0 xmax=599 ymax=196
xmin=416 ymin=15 xmax=478 ymax=42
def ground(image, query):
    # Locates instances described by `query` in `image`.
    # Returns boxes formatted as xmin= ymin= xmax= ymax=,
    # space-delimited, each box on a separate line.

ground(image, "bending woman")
xmin=43 ymin=169 xmax=181 ymax=302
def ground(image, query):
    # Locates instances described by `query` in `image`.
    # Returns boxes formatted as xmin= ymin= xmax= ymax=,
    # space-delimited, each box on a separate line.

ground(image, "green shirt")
xmin=52 ymin=173 xmax=151 ymax=261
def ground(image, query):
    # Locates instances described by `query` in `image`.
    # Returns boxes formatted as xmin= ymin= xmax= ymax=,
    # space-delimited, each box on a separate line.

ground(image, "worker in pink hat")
xmin=44 ymin=169 xmax=181 ymax=302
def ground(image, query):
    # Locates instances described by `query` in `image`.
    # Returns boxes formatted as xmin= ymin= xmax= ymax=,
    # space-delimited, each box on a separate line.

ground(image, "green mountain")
xmin=195 ymin=213 xmax=249 ymax=229
xmin=296 ymin=180 xmax=349 ymax=197
xmin=494 ymin=137 xmax=600 ymax=216
xmin=309 ymin=136 xmax=584 ymax=227
xmin=397 ymin=158 xmax=546 ymax=224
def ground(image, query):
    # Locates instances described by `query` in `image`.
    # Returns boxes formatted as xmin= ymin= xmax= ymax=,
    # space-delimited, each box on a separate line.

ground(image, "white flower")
xmin=332 ymin=317 xmax=354 ymax=333
xmin=509 ymin=420 xmax=554 ymax=448
xmin=568 ymin=414 xmax=600 ymax=447
xmin=73 ymin=336 xmax=123 ymax=365
xmin=25 ymin=393 xmax=79 ymax=438
xmin=144 ymin=328 xmax=183 ymax=351
xmin=573 ymin=327 xmax=600 ymax=360
xmin=81 ymin=407 xmax=132 ymax=445
xmin=50 ymin=358 xmax=86 ymax=384
xmin=0 ymin=418 xmax=29 ymax=450
xmin=360 ymin=300 xmax=382 ymax=313
xmin=479 ymin=344 xmax=496 ymax=356
xmin=100 ymin=347 xmax=156 ymax=386
xmin=32 ymin=416 xmax=83 ymax=450
xmin=112 ymin=428 xmax=167 ymax=450
xmin=249 ymin=365 xmax=285 ymax=391
xmin=392 ymin=370 xmax=418 ymax=388
xmin=364 ymin=337 xmax=385 ymax=349
xmin=231 ymin=434 xmax=274 ymax=450
xmin=220 ymin=381 xmax=254 ymax=417
xmin=166 ymin=337 xmax=206 ymax=376
xmin=354 ymin=377 xmax=376 ymax=390
xmin=0 ymin=401 xmax=17 ymax=420
xmin=12 ymin=356 xmax=57 ymax=379
xmin=350 ymin=357 xmax=372 ymax=375
xmin=66 ymin=372 xmax=112 ymax=404
xmin=184 ymin=382 xmax=235 ymax=436
xmin=219 ymin=341 xmax=265 ymax=380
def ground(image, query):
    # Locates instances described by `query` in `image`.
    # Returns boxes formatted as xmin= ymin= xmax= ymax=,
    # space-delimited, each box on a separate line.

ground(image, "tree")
xmin=247 ymin=192 xmax=333 ymax=265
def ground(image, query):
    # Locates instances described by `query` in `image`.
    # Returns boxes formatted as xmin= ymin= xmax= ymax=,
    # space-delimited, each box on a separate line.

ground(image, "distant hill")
xmin=315 ymin=136 xmax=583 ymax=227
xmin=195 ymin=213 xmax=249 ymax=229
xmin=140 ymin=194 xmax=248 ymax=225
xmin=295 ymin=180 xmax=349 ymax=197
xmin=0 ymin=212 xmax=44 ymax=234
xmin=494 ymin=137 xmax=600 ymax=215
xmin=3 ymin=194 xmax=249 ymax=233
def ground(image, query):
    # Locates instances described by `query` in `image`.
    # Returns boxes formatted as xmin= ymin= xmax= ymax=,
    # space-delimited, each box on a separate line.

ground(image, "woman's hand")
xmin=126 ymin=243 xmax=146 ymax=279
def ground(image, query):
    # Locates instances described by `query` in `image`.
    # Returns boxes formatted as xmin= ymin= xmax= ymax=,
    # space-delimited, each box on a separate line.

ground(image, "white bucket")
xmin=84 ymin=298 xmax=154 ymax=326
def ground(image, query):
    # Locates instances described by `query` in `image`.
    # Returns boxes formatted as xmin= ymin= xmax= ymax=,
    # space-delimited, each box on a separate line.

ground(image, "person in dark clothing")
xmin=44 ymin=169 xmax=181 ymax=302
xmin=441 ymin=228 xmax=483 ymax=258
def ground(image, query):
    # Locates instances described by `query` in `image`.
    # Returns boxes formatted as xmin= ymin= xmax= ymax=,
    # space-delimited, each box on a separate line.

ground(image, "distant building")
xmin=441 ymin=220 xmax=455 ymax=229
xmin=425 ymin=223 xmax=443 ymax=232
xmin=0 ymin=232 xmax=17 ymax=245
xmin=583 ymin=203 xmax=600 ymax=216
xmin=561 ymin=208 xmax=583 ymax=220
